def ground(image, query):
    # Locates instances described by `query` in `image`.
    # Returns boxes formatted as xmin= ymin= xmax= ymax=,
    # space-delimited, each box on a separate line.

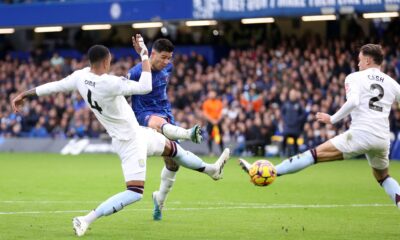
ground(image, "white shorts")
xmin=112 ymin=127 xmax=166 ymax=182
xmin=330 ymin=129 xmax=390 ymax=170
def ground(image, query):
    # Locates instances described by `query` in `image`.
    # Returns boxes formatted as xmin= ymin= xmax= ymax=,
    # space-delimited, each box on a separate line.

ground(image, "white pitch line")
xmin=0 ymin=203 xmax=393 ymax=215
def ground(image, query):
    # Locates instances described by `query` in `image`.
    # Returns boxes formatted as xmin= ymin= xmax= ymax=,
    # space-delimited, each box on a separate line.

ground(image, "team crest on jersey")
xmin=345 ymin=83 xmax=350 ymax=93
xmin=138 ymin=159 xmax=145 ymax=168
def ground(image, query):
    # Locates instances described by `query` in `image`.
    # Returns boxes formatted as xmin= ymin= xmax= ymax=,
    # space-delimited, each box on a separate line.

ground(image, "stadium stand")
xmin=1 ymin=24 xmax=400 ymax=156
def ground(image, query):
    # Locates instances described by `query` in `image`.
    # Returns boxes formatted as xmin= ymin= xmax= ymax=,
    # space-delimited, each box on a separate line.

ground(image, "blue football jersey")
xmin=127 ymin=62 xmax=173 ymax=116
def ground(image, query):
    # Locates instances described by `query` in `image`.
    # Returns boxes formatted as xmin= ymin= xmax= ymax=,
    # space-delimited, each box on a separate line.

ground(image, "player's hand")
xmin=316 ymin=112 xmax=332 ymax=124
xmin=132 ymin=34 xmax=148 ymax=58
xmin=11 ymin=93 xmax=24 ymax=113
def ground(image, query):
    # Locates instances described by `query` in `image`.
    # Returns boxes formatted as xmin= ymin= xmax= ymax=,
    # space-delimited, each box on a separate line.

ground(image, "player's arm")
xmin=11 ymin=73 xmax=78 ymax=113
xmin=116 ymin=34 xmax=152 ymax=96
xmin=317 ymin=75 xmax=360 ymax=124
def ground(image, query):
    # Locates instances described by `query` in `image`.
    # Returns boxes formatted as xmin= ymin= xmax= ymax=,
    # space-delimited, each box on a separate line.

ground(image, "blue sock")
xmin=95 ymin=190 xmax=143 ymax=217
xmin=381 ymin=177 xmax=400 ymax=207
xmin=276 ymin=150 xmax=316 ymax=176
xmin=173 ymin=144 xmax=207 ymax=170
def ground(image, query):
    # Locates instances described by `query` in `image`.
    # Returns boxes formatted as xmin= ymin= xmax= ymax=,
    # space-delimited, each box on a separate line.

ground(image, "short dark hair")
xmin=360 ymin=44 xmax=383 ymax=65
xmin=152 ymin=38 xmax=174 ymax=53
xmin=88 ymin=45 xmax=110 ymax=65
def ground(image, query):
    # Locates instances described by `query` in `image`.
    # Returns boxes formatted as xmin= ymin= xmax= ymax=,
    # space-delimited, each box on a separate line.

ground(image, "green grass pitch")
xmin=1 ymin=153 xmax=400 ymax=239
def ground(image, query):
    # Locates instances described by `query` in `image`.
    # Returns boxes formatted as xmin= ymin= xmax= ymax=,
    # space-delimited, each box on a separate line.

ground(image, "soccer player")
xmin=127 ymin=39 xmax=204 ymax=221
xmin=239 ymin=44 xmax=400 ymax=208
xmin=11 ymin=35 xmax=230 ymax=237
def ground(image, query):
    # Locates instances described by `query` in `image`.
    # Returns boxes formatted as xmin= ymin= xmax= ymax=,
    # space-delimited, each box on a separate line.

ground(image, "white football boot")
xmin=72 ymin=216 xmax=89 ymax=237
xmin=211 ymin=148 xmax=230 ymax=180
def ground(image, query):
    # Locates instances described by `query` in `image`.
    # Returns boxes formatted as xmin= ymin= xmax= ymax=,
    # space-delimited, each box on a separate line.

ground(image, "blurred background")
xmin=0 ymin=0 xmax=399 ymax=158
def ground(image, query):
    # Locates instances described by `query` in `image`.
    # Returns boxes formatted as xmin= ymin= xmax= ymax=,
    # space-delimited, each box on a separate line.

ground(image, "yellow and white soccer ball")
xmin=248 ymin=160 xmax=277 ymax=186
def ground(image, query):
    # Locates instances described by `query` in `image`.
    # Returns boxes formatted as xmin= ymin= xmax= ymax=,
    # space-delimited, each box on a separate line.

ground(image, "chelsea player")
xmin=127 ymin=38 xmax=204 ymax=221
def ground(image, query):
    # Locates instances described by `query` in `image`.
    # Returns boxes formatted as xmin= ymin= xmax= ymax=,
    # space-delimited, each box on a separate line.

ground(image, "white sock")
xmin=174 ymin=144 xmax=207 ymax=170
xmin=381 ymin=177 xmax=400 ymax=207
xmin=275 ymin=150 xmax=316 ymax=176
xmin=162 ymin=123 xmax=190 ymax=141
xmin=156 ymin=167 xmax=177 ymax=206
xmin=93 ymin=190 xmax=143 ymax=220
xmin=82 ymin=210 xmax=98 ymax=225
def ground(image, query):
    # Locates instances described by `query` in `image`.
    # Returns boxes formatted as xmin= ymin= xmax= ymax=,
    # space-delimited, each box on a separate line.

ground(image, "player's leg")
xmin=281 ymin=134 xmax=288 ymax=157
xmin=145 ymin=127 xmax=230 ymax=220
xmin=374 ymin=168 xmax=400 ymax=208
xmin=206 ymin=122 xmax=213 ymax=154
xmin=275 ymin=140 xmax=343 ymax=175
xmin=239 ymin=139 xmax=343 ymax=176
xmin=143 ymin=119 xmax=181 ymax=220
xmin=152 ymin=157 xmax=179 ymax=220
xmin=217 ymin=122 xmax=224 ymax=153
xmin=148 ymin=115 xmax=202 ymax=143
xmin=145 ymin=127 xmax=230 ymax=180
xmin=73 ymin=137 xmax=147 ymax=236
xmin=367 ymin=147 xmax=400 ymax=208
xmin=164 ymin=138 xmax=230 ymax=179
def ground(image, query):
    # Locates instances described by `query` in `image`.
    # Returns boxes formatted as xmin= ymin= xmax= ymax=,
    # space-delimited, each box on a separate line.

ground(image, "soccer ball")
xmin=248 ymin=160 xmax=277 ymax=186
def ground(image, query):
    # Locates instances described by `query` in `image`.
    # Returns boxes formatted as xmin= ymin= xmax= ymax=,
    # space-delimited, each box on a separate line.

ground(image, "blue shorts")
xmin=136 ymin=111 xmax=176 ymax=127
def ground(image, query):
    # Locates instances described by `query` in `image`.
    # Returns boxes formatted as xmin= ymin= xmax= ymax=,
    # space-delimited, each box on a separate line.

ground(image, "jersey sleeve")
xmin=393 ymin=81 xmax=400 ymax=103
xmin=111 ymin=72 xmax=152 ymax=96
xmin=344 ymin=73 xmax=360 ymax=101
xmin=36 ymin=71 xmax=78 ymax=96
xmin=330 ymin=74 xmax=360 ymax=124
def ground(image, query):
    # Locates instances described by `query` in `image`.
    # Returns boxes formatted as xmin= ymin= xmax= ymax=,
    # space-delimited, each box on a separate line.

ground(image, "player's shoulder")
xmin=165 ymin=63 xmax=173 ymax=72
xmin=346 ymin=71 xmax=361 ymax=80
xmin=129 ymin=62 xmax=143 ymax=72
xmin=70 ymin=67 xmax=90 ymax=77
xmin=127 ymin=63 xmax=143 ymax=79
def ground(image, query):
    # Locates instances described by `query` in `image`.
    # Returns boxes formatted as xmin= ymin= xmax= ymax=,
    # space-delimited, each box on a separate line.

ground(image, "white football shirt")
xmin=345 ymin=68 xmax=400 ymax=139
xmin=36 ymin=67 xmax=152 ymax=140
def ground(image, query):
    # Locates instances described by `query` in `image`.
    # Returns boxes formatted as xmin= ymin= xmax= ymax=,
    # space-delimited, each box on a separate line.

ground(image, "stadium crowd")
xmin=1 ymin=34 xmax=400 ymax=156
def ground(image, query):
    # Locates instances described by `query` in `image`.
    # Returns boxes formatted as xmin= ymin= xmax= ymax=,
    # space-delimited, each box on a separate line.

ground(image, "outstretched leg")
xmin=374 ymin=168 xmax=400 ymax=208
xmin=239 ymin=140 xmax=343 ymax=176
xmin=73 ymin=137 xmax=147 ymax=236
xmin=149 ymin=115 xmax=202 ymax=143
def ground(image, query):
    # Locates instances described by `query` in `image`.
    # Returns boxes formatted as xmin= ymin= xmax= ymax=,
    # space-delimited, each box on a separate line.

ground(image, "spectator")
xmin=202 ymin=90 xmax=224 ymax=155
xmin=280 ymin=89 xmax=306 ymax=156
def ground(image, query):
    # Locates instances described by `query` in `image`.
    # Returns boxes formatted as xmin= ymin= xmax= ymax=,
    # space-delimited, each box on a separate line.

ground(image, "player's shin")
xmin=84 ymin=185 xmax=144 ymax=223
xmin=379 ymin=176 xmax=400 ymax=208
xmin=171 ymin=142 xmax=214 ymax=173
xmin=275 ymin=149 xmax=317 ymax=176
xmin=161 ymin=123 xmax=191 ymax=141
xmin=156 ymin=166 xmax=177 ymax=205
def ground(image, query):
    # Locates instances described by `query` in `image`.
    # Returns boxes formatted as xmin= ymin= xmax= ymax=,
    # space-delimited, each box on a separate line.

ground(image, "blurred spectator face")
xmin=289 ymin=89 xmax=297 ymax=101
xmin=208 ymin=90 xmax=217 ymax=99
xmin=151 ymin=50 xmax=173 ymax=71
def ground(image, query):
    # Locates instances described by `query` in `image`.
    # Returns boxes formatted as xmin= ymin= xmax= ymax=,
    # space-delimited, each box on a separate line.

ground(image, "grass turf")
xmin=0 ymin=153 xmax=400 ymax=239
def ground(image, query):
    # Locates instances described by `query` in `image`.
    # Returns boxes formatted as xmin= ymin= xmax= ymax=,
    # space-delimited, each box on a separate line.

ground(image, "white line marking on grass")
xmin=0 ymin=203 xmax=393 ymax=215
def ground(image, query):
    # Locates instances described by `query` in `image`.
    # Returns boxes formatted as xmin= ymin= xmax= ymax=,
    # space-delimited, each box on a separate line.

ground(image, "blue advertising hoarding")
xmin=0 ymin=0 xmax=398 ymax=27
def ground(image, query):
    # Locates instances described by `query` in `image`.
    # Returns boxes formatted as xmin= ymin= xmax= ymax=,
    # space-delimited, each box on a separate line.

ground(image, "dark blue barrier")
xmin=390 ymin=140 xmax=400 ymax=160
xmin=7 ymin=45 xmax=220 ymax=64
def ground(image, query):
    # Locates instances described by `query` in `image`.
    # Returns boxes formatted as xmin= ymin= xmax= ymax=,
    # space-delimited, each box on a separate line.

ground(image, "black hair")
xmin=152 ymin=38 xmax=174 ymax=53
xmin=88 ymin=45 xmax=110 ymax=65
xmin=360 ymin=44 xmax=383 ymax=65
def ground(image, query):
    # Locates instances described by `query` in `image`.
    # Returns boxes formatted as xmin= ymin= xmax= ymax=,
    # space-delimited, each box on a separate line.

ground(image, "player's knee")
xmin=162 ymin=140 xmax=178 ymax=158
xmin=164 ymin=156 xmax=180 ymax=171
xmin=166 ymin=162 xmax=180 ymax=171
